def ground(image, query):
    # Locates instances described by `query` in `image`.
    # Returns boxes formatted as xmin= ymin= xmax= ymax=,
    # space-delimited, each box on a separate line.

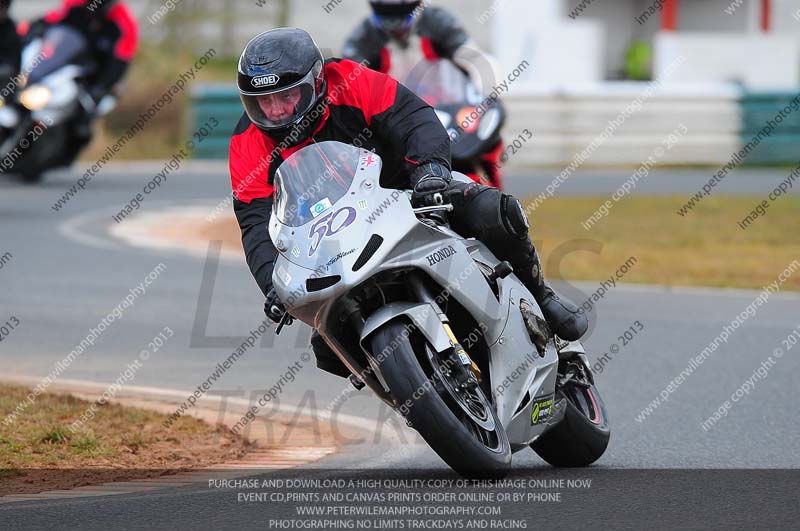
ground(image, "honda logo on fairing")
xmin=252 ymin=74 xmax=280 ymax=88
xmin=426 ymin=245 xmax=457 ymax=266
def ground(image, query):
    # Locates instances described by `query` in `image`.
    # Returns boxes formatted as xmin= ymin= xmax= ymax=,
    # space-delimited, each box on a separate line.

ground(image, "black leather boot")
xmin=445 ymin=181 xmax=588 ymax=341
xmin=310 ymin=330 xmax=351 ymax=379
xmin=516 ymin=251 xmax=588 ymax=341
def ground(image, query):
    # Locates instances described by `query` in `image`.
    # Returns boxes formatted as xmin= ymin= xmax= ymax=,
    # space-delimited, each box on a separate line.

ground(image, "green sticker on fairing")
xmin=531 ymin=394 xmax=554 ymax=425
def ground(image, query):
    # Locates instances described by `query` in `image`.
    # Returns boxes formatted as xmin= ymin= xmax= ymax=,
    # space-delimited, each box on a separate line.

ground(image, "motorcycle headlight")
xmin=434 ymin=109 xmax=452 ymax=129
xmin=477 ymin=108 xmax=501 ymax=141
xmin=20 ymin=85 xmax=52 ymax=111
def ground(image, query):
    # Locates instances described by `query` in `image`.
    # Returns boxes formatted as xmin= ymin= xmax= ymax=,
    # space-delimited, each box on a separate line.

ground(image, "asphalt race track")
xmin=1 ymin=164 xmax=799 ymax=530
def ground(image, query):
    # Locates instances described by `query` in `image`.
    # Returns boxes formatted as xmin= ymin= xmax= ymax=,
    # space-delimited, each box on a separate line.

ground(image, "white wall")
xmin=766 ymin=0 xmax=800 ymax=33
xmin=677 ymin=0 xmax=749 ymax=32
xmin=493 ymin=0 xmax=605 ymax=86
xmin=654 ymin=32 xmax=800 ymax=89
xmin=502 ymin=84 xmax=742 ymax=167
xmin=565 ymin=0 xmax=643 ymax=79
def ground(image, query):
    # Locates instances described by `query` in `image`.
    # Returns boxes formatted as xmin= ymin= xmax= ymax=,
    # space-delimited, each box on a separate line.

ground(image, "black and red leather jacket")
xmin=27 ymin=0 xmax=138 ymax=94
xmin=229 ymin=58 xmax=451 ymax=296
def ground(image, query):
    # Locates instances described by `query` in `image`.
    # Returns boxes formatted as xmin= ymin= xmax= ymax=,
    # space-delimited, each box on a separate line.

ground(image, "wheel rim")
xmin=423 ymin=344 xmax=504 ymax=452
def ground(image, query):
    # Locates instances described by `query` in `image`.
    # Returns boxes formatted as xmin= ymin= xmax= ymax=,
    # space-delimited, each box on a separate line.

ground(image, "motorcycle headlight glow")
xmin=20 ymin=85 xmax=52 ymax=111
xmin=477 ymin=108 xmax=501 ymax=141
xmin=434 ymin=109 xmax=452 ymax=129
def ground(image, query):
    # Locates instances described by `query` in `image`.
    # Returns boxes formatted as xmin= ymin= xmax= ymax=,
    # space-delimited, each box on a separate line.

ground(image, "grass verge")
xmin=0 ymin=384 xmax=252 ymax=495
xmin=522 ymin=195 xmax=800 ymax=291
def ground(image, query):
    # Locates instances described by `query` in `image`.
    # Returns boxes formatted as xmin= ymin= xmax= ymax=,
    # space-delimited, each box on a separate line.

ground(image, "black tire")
xmin=371 ymin=320 xmax=511 ymax=478
xmin=531 ymin=380 xmax=610 ymax=467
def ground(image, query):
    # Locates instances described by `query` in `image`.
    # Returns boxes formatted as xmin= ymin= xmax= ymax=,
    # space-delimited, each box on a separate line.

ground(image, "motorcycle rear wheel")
xmin=371 ymin=319 xmax=511 ymax=478
xmin=530 ymin=359 xmax=610 ymax=467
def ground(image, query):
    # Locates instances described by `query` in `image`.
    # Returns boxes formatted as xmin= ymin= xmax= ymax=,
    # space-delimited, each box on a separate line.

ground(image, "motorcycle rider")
xmin=22 ymin=0 xmax=138 ymax=154
xmin=343 ymin=0 xmax=505 ymax=188
xmin=230 ymin=28 xmax=586 ymax=379
xmin=0 ymin=0 xmax=21 ymax=96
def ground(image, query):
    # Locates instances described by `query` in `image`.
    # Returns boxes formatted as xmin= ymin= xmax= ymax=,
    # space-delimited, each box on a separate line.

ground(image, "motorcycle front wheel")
xmin=371 ymin=319 xmax=511 ymax=478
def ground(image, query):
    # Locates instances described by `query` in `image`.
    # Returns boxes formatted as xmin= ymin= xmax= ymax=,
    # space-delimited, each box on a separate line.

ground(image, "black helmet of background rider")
xmin=0 ymin=0 xmax=11 ymax=20
xmin=237 ymin=28 xmax=327 ymax=147
xmin=84 ymin=0 xmax=117 ymax=16
xmin=369 ymin=0 xmax=425 ymax=43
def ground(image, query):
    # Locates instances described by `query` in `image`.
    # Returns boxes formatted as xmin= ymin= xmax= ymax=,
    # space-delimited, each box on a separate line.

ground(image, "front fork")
xmin=407 ymin=272 xmax=481 ymax=390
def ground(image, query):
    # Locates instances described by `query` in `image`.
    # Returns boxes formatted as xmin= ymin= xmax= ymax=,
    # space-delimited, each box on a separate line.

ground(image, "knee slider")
xmin=501 ymin=194 xmax=530 ymax=240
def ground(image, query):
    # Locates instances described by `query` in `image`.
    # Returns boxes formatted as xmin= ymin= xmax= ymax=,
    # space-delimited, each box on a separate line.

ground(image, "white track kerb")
xmin=0 ymin=375 xmax=396 ymax=449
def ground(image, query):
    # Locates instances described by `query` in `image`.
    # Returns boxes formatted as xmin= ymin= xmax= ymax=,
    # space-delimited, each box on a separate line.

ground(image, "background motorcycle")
xmin=269 ymin=141 xmax=610 ymax=478
xmin=0 ymin=25 xmax=114 ymax=183
xmin=403 ymin=60 xmax=506 ymax=189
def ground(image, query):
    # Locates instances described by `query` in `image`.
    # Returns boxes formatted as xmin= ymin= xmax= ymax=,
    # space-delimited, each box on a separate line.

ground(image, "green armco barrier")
xmin=740 ymin=92 xmax=800 ymax=165
xmin=190 ymin=84 xmax=242 ymax=159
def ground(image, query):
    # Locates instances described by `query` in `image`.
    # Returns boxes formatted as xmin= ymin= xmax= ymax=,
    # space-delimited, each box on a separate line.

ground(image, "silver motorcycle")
xmin=269 ymin=141 xmax=610 ymax=477
xmin=0 ymin=25 xmax=115 ymax=183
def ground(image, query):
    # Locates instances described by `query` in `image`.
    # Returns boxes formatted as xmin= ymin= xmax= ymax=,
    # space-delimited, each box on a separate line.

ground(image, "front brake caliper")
xmin=441 ymin=322 xmax=480 ymax=389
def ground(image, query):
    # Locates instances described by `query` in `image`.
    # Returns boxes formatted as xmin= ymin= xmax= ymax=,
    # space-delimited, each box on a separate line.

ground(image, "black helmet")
xmin=0 ymin=0 xmax=11 ymax=18
xmin=237 ymin=28 xmax=326 ymax=143
xmin=369 ymin=1 xmax=424 ymax=41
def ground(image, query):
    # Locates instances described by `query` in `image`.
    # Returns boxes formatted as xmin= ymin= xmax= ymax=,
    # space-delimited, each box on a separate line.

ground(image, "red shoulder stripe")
xmin=379 ymin=47 xmax=391 ymax=74
xmin=107 ymin=4 xmax=139 ymax=61
xmin=44 ymin=0 xmax=86 ymax=24
xmin=229 ymin=123 xmax=275 ymax=204
xmin=420 ymin=37 xmax=439 ymax=60
xmin=325 ymin=59 xmax=397 ymax=126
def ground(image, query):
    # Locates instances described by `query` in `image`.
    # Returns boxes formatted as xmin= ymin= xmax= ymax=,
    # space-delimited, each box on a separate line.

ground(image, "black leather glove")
xmin=264 ymin=288 xmax=286 ymax=324
xmin=410 ymin=162 xmax=452 ymax=208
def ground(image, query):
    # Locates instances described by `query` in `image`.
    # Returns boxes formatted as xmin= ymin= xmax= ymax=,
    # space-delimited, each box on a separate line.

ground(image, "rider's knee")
xmin=469 ymin=187 xmax=529 ymax=242
xmin=500 ymin=193 xmax=530 ymax=240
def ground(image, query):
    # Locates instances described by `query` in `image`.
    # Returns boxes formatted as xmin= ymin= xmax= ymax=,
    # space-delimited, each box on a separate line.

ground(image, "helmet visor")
xmin=240 ymin=66 xmax=321 ymax=130
xmin=370 ymin=1 xmax=421 ymax=37
xmin=373 ymin=14 xmax=415 ymax=34
xmin=370 ymin=1 xmax=421 ymax=17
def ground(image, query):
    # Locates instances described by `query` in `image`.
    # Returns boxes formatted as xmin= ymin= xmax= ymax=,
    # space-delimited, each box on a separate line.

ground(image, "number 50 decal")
xmin=308 ymin=206 xmax=357 ymax=257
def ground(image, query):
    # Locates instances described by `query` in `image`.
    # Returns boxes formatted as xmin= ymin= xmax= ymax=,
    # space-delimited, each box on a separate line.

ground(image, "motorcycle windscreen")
xmin=273 ymin=141 xmax=366 ymax=228
xmin=402 ymin=60 xmax=482 ymax=107
xmin=26 ymin=26 xmax=91 ymax=86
